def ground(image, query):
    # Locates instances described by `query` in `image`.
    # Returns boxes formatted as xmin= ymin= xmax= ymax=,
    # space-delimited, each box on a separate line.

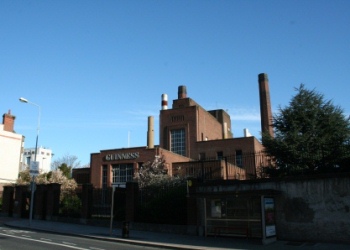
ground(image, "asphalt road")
xmin=0 ymin=225 xmax=163 ymax=250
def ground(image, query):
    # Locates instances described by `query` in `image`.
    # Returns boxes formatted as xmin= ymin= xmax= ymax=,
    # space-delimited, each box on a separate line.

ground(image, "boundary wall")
xmin=192 ymin=174 xmax=350 ymax=243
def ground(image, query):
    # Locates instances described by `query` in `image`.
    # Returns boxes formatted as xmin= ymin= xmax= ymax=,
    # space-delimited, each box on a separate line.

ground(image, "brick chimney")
xmin=258 ymin=73 xmax=274 ymax=137
xmin=3 ymin=110 xmax=16 ymax=132
xmin=178 ymin=85 xmax=187 ymax=99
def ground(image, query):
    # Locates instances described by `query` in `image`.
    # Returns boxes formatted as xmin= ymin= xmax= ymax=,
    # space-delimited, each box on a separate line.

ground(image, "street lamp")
xmin=19 ymin=97 xmax=41 ymax=226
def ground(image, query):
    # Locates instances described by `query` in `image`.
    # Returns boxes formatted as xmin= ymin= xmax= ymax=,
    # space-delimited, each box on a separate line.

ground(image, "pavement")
xmin=1 ymin=216 xmax=350 ymax=250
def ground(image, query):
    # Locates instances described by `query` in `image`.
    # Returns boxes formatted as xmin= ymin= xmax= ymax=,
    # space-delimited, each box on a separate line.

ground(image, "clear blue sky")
xmin=1 ymin=0 xmax=349 ymax=166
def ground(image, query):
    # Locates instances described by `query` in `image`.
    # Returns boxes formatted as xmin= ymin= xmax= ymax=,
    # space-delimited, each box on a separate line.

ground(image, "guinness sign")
xmin=105 ymin=152 xmax=140 ymax=161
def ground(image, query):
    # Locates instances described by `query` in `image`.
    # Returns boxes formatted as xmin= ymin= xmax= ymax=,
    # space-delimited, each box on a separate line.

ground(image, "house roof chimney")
xmin=2 ymin=110 xmax=16 ymax=132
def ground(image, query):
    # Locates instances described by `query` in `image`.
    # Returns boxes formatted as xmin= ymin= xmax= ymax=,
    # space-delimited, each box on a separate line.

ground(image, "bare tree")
xmin=51 ymin=153 xmax=81 ymax=170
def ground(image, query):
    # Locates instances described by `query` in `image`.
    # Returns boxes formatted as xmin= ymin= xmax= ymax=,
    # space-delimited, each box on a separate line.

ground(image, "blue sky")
xmin=1 ymin=0 xmax=349 ymax=166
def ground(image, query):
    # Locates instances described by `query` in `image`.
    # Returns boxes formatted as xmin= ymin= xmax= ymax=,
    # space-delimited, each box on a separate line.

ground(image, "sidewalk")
xmin=2 ymin=217 xmax=350 ymax=250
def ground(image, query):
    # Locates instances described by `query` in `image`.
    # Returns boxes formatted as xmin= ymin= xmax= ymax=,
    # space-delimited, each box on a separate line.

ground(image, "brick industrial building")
xmin=82 ymin=73 xmax=273 ymax=188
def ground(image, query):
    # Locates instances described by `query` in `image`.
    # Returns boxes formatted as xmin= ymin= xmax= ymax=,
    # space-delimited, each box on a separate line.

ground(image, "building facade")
xmin=88 ymin=73 xmax=274 ymax=188
xmin=90 ymin=147 xmax=191 ymax=188
xmin=21 ymin=147 xmax=53 ymax=173
xmin=0 ymin=110 xmax=24 ymax=191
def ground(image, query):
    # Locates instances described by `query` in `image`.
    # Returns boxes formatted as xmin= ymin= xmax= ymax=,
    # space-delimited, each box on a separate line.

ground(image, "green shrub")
xmin=60 ymin=194 xmax=82 ymax=217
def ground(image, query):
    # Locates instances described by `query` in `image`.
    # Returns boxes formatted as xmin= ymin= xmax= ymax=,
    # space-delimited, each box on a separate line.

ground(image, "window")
xmin=235 ymin=150 xmax=243 ymax=168
xmin=26 ymin=157 xmax=31 ymax=165
xmin=217 ymin=151 xmax=223 ymax=160
xmin=171 ymin=128 xmax=186 ymax=156
xmin=112 ymin=164 xmax=133 ymax=183
xmin=171 ymin=115 xmax=184 ymax=122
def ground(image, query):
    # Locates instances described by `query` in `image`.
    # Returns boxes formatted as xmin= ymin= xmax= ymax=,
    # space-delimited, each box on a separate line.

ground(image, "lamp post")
xmin=19 ymin=97 xmax=41 ymax=226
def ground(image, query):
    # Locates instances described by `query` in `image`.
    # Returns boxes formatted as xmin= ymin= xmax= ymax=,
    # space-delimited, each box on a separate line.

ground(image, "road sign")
xmin=30 ymin=161 xmax=39 ymax=176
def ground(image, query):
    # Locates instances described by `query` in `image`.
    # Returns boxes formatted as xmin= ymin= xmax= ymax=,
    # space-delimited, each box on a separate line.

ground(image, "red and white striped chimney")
xmin=161 ymin=94 xmax=168 ymax=110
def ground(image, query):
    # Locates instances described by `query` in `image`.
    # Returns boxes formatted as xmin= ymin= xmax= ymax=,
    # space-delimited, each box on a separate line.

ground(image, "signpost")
xmin=29 ymin=161 xmax=39 ymax=226
xmin=109 ymin=185 xmax=116 ymax=236
xmin=30 ymin=161 xmax=39 ymax=176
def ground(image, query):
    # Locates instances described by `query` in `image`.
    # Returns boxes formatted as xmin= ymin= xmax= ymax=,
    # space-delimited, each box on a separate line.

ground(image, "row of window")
xmin=102 ymin=164 xmax=134 ymax=187
xmin=171 ymin=115 xmax=184 ymax=122
xmin=199 ymin=150 xmax=243 ymax=167
xmin=170 ymin=128 xmax=243 ymax=167
xmin=24 ymin=151 xmax=51 ymax=156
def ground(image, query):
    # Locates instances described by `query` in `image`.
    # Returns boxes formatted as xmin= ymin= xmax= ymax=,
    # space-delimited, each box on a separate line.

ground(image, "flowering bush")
xmin=16 ymin=168 xmax=78 ymax=201
xmin=134 ymin=155 xmax=184 ymax=188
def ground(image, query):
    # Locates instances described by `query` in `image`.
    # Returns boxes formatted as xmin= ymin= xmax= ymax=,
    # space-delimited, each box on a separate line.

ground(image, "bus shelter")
xmin=202 ymin=190 xmax=278 ymax=245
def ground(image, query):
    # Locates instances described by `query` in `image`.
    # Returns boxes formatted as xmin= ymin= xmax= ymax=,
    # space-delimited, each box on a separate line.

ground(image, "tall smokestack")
xmin=258 ymin=73 xmax=274 ymax=137
xmin=147 ymin=116 xmax=154 ymax=149
xmin=223 ymin=122 xmax=228 ymax=139
xmin=161 ymin=94 xmax=168 ymax=110
xmin=2 ymin=110 xmax=15 ymax=132
xmin=178 ymin=85 xmax=187 ymax=99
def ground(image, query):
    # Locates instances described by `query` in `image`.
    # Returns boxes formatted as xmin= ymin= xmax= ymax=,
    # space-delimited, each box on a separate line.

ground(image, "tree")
xmin=262 ymin=84 xmax=350 ymax=176
xmin=134 ymin=155 xmax=169 ymax=188
xmin=51 ymin=153 xmax=81 ymax=171
xmin=134 ymin=155 xmax=183 ymax=188
xmin=58 ymin=163 xmax=72 ymax=179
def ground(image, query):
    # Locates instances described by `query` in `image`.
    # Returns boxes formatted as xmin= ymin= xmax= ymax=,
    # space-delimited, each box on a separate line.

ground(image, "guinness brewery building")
xmin=88 ymin=73 xmax=273 ymax=188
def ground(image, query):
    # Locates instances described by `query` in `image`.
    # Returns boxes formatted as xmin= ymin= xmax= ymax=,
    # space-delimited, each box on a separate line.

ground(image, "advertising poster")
xmin=210 ymin=200 xmax=222 ymax=218
xmin=264 ymin=197 xmax=276 ymax=237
